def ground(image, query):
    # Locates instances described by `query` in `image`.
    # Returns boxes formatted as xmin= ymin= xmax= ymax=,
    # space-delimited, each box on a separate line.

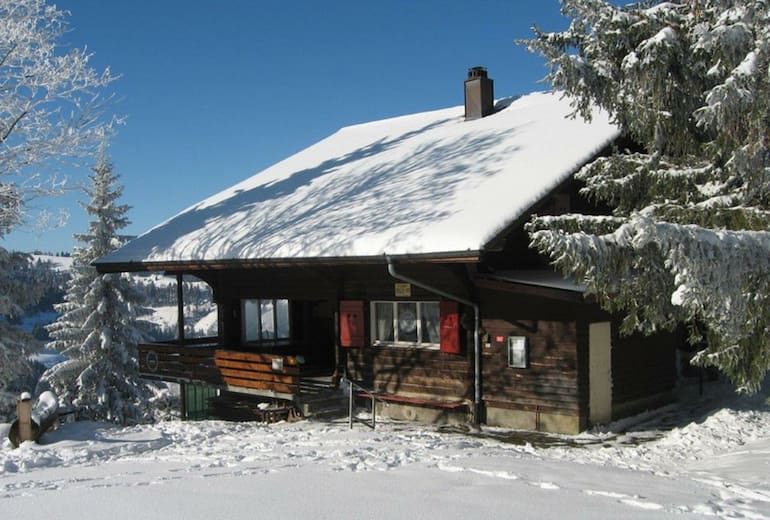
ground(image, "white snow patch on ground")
xmin=147 ymin=304 xmax=217 ymax=337
xmin=148 ymin=305 xmax=180 ymax=331
xmin=1 ymin=380 xmax=769 ymax=519
xmin=31 ymin=255 xmax=73 ymax=271
xmin=193 ymin=308 xmax=218 ymax=335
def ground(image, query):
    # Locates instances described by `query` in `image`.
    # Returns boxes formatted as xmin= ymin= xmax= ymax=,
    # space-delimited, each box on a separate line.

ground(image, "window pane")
xmin=261 ymin=300 xmax=275 ymax=339
xmin=397 ymin=302 xmax=418 ymax=343
xmin=374 ymin=302 xmax=394 ymax=342
xmin=243 ymin=300 xmax=259 ymax=342
xmin=276 ymin=299 xmax=290 ymax=339
xmin=421 ymin=302 xmax=440 ymax=344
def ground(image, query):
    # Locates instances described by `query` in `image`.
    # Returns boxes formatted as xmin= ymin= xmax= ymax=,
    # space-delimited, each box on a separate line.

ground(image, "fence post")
xmin=348 ymin=379 xmax=354 ymax=429
xmin=16 ymin=393 xmax=33 ymax=444
xmin=371 ymin=395 xmax=376 ymax=430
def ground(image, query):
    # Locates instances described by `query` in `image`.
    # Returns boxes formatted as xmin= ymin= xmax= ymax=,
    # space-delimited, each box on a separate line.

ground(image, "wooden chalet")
xmin=94 ymin=68 xmax=680 ymax=433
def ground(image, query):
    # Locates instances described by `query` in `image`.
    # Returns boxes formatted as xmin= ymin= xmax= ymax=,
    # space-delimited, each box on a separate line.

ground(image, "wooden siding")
xmin=338 ymin=263 xmax=474 ymax=403
xmin=198 ymin=262 xmax=475 ymax=403
xmin=198 ymin=262 xmax=471 ymax=359
xmin=346 ymin=347 xmax=472 ymax=402
xmin=197 ymin=263 xmax=473 ymax=303
xmin=482 ymin=319 xmax=581 ymax=415
xmin=335 ymin=263 xmax=473 ymax=302
xmin=138 ymin=343 xmax=301 ymax=396
xmin=478 ymin=285 xmax=591 ymax=420
xmin=611 ymin=326 xmax=678 ymax=409
xmin=576 ymin=321 xmax=590 ymax=422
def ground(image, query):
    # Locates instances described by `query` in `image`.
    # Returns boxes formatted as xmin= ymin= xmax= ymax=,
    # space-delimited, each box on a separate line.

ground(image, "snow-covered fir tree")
xmin=44 ymin=153 xmax=153 ymax=424
xmin=521 ymin=0 xmax=770 ymax=392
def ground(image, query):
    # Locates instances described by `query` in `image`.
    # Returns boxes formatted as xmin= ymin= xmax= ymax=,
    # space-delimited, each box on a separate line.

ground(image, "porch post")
xmin=180 ymin=382 xmax=188 ymax=420
xmin=334 ymin=297 xmax=343 ymax=380
xmin=176 ymin=273 xmax=185 ymax=346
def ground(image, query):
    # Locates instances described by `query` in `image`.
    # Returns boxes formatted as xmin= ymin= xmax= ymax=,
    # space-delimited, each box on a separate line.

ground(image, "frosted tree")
xmin=522 ymin=1 xmax=770 ymax=391
xmin=0 ymin=0 xmax=117 ymax=394
xmin=44 ymin=154 xmax=152 ymax=424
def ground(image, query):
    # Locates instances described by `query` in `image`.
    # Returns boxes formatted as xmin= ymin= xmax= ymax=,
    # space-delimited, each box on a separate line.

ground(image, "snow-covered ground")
xmin=31 ymin=255 xmax=74 ymax=271
xmin=1 ymin=380 xmax=769 ymax=519
xmin=148 ymin=305 xmax=217 ymax=337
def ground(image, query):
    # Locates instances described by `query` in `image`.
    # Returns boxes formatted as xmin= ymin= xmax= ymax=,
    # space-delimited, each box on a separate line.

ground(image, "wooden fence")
xmin=138 ymin=342 xmax=300 ymax=397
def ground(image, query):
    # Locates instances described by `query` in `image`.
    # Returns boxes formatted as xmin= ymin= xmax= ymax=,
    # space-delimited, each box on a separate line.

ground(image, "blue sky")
xmin=6 ymin=0 xmax=575 ymax=253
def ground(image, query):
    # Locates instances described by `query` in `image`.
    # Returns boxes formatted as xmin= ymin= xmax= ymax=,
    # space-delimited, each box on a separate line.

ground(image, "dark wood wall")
xmin=478 ymin=286 xmax=590 ymax=419
xmin=346 ymin=348 xmax=472 ymax=400
xmin=183 ymin=261 xmax=679 ymax=421
xmin=192 ymin=262 xmax=476 ymax=401
xmin=482 ymin=175 xmax=612 ymax=270
xmin=340 ymin=262 xmax=475 ymax=401
xmin=190 ymin=266 xmax=342 ymax=366
xmin=611 ymin=325 xmax=678 ymax=410
xmin=195 ymin=262 xmax=472 ymax=302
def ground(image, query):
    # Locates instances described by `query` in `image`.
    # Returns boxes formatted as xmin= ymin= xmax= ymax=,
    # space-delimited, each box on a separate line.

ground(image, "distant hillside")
xmin=16 ymin=254 xmax=216 ymax=343
xmin=32 ymin=254 xmax=74 ymax=271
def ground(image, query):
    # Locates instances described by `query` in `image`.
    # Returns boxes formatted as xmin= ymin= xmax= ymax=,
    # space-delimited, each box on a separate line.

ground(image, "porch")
xmin=138 ymin=339 xmax=337 ymax=401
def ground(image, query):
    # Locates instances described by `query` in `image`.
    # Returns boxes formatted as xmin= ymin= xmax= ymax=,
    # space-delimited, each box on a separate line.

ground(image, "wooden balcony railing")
xmin=138 ymin=341 xmax=301 ymax=398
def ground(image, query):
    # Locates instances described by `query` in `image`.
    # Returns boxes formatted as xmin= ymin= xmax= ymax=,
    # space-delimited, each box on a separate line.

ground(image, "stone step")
xmin=296 ymin=389 xmax=348 ymax=418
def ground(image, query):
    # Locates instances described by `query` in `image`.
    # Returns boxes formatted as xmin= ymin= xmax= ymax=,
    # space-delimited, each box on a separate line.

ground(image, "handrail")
xmin=342 ymin=377 xmax=388 ymax=430
xmin=143 ymin=337 xmax=219 ymax=347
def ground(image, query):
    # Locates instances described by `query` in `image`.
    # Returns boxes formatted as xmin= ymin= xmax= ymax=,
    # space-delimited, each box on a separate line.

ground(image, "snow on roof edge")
xmin=479 ymin=127 xmax=619 ymax=248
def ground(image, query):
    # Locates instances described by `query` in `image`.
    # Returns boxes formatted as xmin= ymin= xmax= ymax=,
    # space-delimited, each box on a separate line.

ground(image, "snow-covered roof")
xmin=96 ymin=92 xmax=619 ymax=269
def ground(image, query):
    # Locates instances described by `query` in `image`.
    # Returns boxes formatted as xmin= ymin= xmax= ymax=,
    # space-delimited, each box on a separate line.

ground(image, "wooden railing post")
xmin=348 ymin=379 xmax=354 ymax=429
xmin=176 ymin=273 xmax=186 ymax=347
xmin=16 ymin=393 xmax=33 ymax=444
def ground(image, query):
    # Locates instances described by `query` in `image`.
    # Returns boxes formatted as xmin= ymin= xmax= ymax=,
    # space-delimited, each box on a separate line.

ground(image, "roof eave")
xmin=474 ymin=275 xmax=585 ymax=303
xmin=93 ymin=250 xmax=482 ymax=274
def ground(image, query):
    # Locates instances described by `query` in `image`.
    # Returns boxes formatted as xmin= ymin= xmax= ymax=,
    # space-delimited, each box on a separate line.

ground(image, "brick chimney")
xmin=464 ymin=66 xmax=494 ymax=120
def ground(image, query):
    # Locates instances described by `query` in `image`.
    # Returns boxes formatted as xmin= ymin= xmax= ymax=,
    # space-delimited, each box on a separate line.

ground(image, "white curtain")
xmin=375 ymin=302 xmax=394 ymax=342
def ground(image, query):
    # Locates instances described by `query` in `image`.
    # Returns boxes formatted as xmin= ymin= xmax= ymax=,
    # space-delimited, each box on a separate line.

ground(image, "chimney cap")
xmin=467 ymin=66 xmax=488 ymax=79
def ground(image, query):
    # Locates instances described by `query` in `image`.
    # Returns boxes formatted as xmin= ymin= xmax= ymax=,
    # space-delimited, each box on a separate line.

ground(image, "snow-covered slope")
xmin=96 ymin=92 xmax=618 ymax=267
xmin=31 ymin=255 xmax=73 ymax=271
xmin=0 ymin=380 xmax=768 ymax=519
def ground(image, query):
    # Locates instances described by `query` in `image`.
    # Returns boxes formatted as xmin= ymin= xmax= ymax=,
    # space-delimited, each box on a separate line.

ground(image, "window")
xmin=243 ymin=299 xmax=290 ymax=344
xmin=371 ymin=301 xmax=440 ymax=347
xmin=507 ymin=336 xmax=528 ymax=368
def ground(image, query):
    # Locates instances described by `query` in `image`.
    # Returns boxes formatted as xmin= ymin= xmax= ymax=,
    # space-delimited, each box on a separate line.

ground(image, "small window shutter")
xmin=339 ymin=300 xmax=366 ymax=348
xmin=440 ymin=301 xmax=461 ymax=354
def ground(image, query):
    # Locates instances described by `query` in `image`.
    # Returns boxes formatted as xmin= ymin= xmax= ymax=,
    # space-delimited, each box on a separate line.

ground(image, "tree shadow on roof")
xmin=106 ymin=112 xmax=527 ymax=263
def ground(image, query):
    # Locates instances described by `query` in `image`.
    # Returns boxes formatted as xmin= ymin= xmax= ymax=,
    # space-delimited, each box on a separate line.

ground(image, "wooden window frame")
xmin=507 ymin=336 xmax=529 ymax=368
xmin=241 ymin=298 xmax=291 ymax=347
xmin=370 ymin=300 xmax=441 ymax=349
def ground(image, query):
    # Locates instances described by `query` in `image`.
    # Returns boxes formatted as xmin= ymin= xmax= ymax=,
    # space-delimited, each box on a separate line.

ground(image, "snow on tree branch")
xmin=0 ymin=0 xmax=119 ymax=237
xmin=521 ymin=0 xmax=770 ymax=391
xmin=0 ymin=0 xmax=119 ymax=402
xmin=44 ymin=153 xmax=153 ymax=424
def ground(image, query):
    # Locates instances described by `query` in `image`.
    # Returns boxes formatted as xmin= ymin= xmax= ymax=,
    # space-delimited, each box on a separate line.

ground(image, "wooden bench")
xmin=209 ymin=394 xmax=301 ymax=423
xmin=355 ymin=392 xmax=469 ymax=411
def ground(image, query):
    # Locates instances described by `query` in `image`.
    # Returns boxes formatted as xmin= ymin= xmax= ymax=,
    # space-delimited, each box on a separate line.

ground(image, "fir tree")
xmin=522 ymin=0 xmax=770 ymax=392
xmin=44 ymin=153 xmax=152 ymax=423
